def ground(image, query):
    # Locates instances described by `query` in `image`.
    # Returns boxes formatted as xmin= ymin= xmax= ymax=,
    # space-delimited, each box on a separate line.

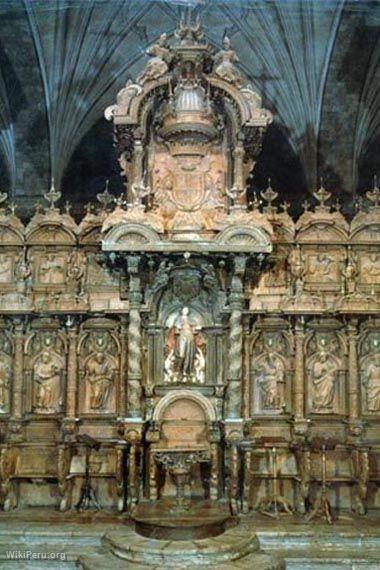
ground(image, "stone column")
xmin=11 ymin=319 xmax=24 ymax=422
xmin=148 ymin=448 xmax=158 ymax=501
xmin=127 ymin=256 xmax=143 ymax=418
xmin=293 ymin=317 xmax=308 ymax=436
xmin=242 ymin=447 xmax=252 ymax=514
xmin=66 ymin=324 xmax=78 ymax=419
xmin=226 ymin=256 xmax=246 ymax=419
xmin=229 ymin=442 xmax=240 ymax=514
xmin=232 ymin=142 xmax=245 ymax=208
xmin=347 ymin=319 xmax=361 ymax=436
xmin=119 ymin=318 xmax=128 ymax=417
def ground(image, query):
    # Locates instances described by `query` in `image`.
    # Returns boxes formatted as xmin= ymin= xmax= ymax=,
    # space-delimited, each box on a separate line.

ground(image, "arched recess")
xmin=153 ymin=390 xmax=216 ymax=423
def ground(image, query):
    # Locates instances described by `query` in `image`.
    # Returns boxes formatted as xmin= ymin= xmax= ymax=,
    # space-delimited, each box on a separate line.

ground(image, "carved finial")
xmin=366 ymin=174 xmax=380 ymax=207
xmin=260 ymin=177 xmax=278 ymax=213
xmin=280 ymin=201 xmax=290 ymax=213
xmin=175 ymin=8 xmax=204 ymax=45
xmin=353 ymin=193 xmax=364 ymax=212
xmin=129 ymin=182 xmax=150 ymax=209
xmin=313 ymin=178 xmax=331 ymax=210
xmin=97 ymin=179 xmax=115 ymax=211
xmin=8 ymin=201 xmax=17 ymax=215
xmin=302 ymin=199 xmax=310 ymax=212
xmin=64 ymin=201 xmax=72 ymax=215
xmin=226 ymin=184 xmax=246 ymax=209
xmin=115 ymin=194 xmax=127 ymax=209
xmin=249 ymin=192 xmax=262 ymax=211
xmin=85 ymin=202 xmax=93 ymax=215
xmin=332 ymin=198 xmax=341 ymax=212
xmin=44 ymin=177 xmax=61 ymax=211
xmin=34 ymin=200 xmax=43 ymax=215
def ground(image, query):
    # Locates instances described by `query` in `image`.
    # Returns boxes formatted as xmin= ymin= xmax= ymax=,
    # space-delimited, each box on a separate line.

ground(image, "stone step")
xmin=284 ymin=559 xmax=380 ymax=570
xmin=0 ymin=528 xmax=103 ymax=547
xmin=0 ymin=542 xmax=102 ymax=568
xmin=80 ymin=551 xmax=154 ymax=570
xmin=79 ymin=550 xmax=279 ymax=570
xmin=103 ymin=525 xmax=259 ymax=567
xmin=257 ymin=531 xmax=380 ymax=552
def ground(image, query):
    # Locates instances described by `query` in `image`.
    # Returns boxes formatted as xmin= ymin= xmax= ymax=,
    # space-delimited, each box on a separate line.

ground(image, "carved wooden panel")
xmin=359 ymin=324 xmax=380 ymax=415
xmin=305 ymin=324 xmax=346 ymax=415
xmin=249 ymin=320 xmax=293 ymax=415
xmin=78 ymin=320 xmax=120 ymax=415
xmin=0 ymin=325 xmax=12 ymax=415
xmin=24 ymin=322 xmax=67 ymax=416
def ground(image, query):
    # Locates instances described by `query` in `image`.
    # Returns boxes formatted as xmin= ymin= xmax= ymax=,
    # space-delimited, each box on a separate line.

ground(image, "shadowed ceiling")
xmin=0 ymin=0 xmax=379 ymax=218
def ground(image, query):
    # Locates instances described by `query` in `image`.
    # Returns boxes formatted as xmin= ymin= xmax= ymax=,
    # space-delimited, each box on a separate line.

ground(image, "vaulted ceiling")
xmin=0 ymin=0 xmax=379 ymax=217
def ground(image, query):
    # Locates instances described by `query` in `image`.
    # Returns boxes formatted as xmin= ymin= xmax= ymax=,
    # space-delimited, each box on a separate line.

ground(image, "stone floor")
xmin=0 ymin=509 xmax=379 ymax=569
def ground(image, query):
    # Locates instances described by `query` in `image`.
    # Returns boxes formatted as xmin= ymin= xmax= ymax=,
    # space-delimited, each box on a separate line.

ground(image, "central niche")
xmin=164 ymin=307 xmax=206 ymax=385
xmin=145 ymin=259 xmax=226 ymax=389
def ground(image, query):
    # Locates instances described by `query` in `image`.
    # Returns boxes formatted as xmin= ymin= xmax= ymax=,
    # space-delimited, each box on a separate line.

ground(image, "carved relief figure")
xmin=0 ymin=254 xmax=13 ymax=283
xmin=137 ymin=33 xmax=172 ymax=85
xmin=15 ymin=253 xmax=31 ymax=295
xmin=84 ymin=352 xmax=116 ymax=411
xmin=164 ymin=307 xmax=205 ymax=384
xmin=33 ymin=351 xmax=63 ymax=413
xmin=309 ymin=254 xmax=335 ymax=282
xmin=0 ymin=352 xmax=11 ymax=413
xmin=213 ymin=36 xmax=243 ymax=87
xmin=361 ymin=253 xmax=380 ymax=283
xmin=39 ymin=254 xmax=65 ymax=284
xmin=311 ymin=351 xmax=338 ymax=412
xmin=342 ymin=252 xmax=358 ymax=294
xmin=362 ymin=353 xmax=380 ymax=412
xmin=257 ymin=352 xmax=285 ymax=410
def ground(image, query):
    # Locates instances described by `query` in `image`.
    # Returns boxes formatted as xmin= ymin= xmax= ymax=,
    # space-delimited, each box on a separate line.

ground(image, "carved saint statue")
xmin=213 ymin=36 xmax=243 ymax=87
xmin=164 ymin=307 xmax=205 ymax=384
xmin=34 ymin=351 xmax=63 ymax=413
xmin=85 ymin=352 xmax=116 ymax=411
xmin=256 ymin=353 xmax=285 ymax=411
xmin=0 ymin=353 xmax=11 ymax=413
xmin=362 ymin=353 xmax=380 ymax=412
xmin=137 ymin=33 xmax=172 ymax=85
xmin=311 ymin=351 xmax=338 ymax=412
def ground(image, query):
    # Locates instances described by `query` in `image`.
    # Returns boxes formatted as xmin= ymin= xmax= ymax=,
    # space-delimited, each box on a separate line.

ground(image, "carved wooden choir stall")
xmin=0 ymin=19 xmax=379 ymax=533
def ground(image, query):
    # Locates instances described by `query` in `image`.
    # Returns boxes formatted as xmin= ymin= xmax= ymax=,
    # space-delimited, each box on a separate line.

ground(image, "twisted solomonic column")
xmin=127 ymin=256 xmax=143 ymax=417
xmin=226 ymin=257 xmax=246 ymax=419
